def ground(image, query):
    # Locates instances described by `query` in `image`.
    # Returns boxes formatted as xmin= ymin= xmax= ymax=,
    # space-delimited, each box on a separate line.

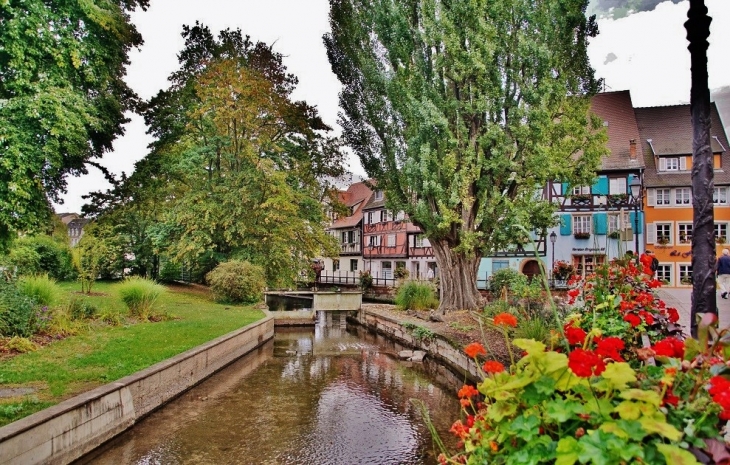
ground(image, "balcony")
xmin=340 ymin=242 xmax=361 ymax=255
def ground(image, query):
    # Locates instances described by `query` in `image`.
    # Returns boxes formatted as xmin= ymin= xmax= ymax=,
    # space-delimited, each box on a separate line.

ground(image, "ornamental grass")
xmin=440 ymin=259 xmax=730 ymax=465
xmin=116 ymin=277 xmax=166 ymax=320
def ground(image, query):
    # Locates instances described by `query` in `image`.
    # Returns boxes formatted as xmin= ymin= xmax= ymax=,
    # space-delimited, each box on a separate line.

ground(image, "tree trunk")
xmin=685 ymin=0 xmax=716 ymax=337
xmin=431 ymin=239 xmax=484 ymax=313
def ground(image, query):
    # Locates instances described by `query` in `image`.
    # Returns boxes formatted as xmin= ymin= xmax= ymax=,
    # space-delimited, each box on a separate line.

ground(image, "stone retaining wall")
xmin=355 ymin=309 xmax=480 ymax=383
xmin=0 ymin=316 xmax=274 ymax=465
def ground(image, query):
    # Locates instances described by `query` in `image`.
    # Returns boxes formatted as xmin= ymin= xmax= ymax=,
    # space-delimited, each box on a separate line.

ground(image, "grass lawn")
xmin=0 ymin=281 xmax=265 ymax=426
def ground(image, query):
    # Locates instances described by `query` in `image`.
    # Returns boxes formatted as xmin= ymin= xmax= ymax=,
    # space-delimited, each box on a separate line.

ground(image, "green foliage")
xmin=0 ymin=281 xmax=39 ymax=337
xmin=394 ymin=265 xmax=409 ymax=279
xmin=325 ymin=0 xmax=607 ymax=311
xmin=66 ymin=297 xmax=98 ymax=321
xmin=359 ymin=270 xmax=373 ymax=290
xmin=2 ymin=235 xmax=76 ymax=280
xmin=6 ymin=336 xmax=38 ymax=353
xmin=0 ymin=0 xmax=149 ymax=246
xmin=159 ymin=259 xmax=182 ymax=283
xmin=490 ymin=268 xmax=527 ymax=293
xmin=16 ymin=275 xmax=61 ymax=307
xmin=395 ymin=281 xmax=439 ymax=311
xmin=117 ymin=277 xmax=166 ymax=320
xmin=514 ymin=316 xmax=552 ymax=344
xmin=0 ymin=399 xmax=54 ymax=426
xmin=401 ymin=322 xmax=436 ymax=341
xmin=206 ymin=260 xmax=265 ymax=304
xmin=74 ymin=224 xmax=123 ymax=294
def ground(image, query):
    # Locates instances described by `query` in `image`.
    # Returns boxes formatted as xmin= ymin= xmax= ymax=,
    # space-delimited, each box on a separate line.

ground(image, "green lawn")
xmin=0 ymin=281 xmax=265 ymax=426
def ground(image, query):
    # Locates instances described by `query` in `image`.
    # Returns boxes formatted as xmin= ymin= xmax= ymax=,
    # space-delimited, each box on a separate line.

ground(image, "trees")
xmin=325 ymin=0 xmax=607 ymax=312
xmin=0 ymin=0 xmax=148 ymax=249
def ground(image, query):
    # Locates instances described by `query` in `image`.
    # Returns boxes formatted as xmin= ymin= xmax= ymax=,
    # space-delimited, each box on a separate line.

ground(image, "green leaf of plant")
xmin=546 ymin=398 xmax=583 ymax=423
xmin=639 ymin=417 xmax=683 ymax=441
xmin=600 ymin=362 xmax=636 ymax=390
xmin=620 ymin=389 xmax=662 ymax=406
xmin=556 ymin=437 xmax=579 ymax=465
xmin=514 ymin=338 xmax=546 ymax=355
xmin=614 ymin=401 xmax=642 ymax=420
xmin=487 ymin=401 xmax=518 ymax=422
xmin=655 ymin=444 xmax=701 ymax=465
xmin=684 ymin=337 xmax=702 ymax=362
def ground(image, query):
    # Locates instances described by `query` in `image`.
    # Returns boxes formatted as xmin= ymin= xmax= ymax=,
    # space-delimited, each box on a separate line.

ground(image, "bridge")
xmin=264 ymin=290 xmax=363 ymax=325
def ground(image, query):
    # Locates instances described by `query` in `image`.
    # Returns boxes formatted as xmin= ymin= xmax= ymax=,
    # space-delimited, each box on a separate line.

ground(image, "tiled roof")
xmin=590 ymin=91 xmax=645 ymax=171
xmin=329 ymin=181 xmax=373 ymax=229
xmin=636 ymin=102 xmax=730 ymax=188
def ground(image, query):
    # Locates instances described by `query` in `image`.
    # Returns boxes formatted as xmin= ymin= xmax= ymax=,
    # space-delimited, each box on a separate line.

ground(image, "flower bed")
xmin=441 ymin=259 xmax=730 ymax=464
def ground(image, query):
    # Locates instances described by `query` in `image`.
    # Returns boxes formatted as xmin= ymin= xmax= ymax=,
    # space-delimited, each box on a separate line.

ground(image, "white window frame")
xmin=656 ymin=188 xmax=671 ymax=206
xmin=678 ymin=264 xmax=692 ymax=286
xmin=678 ymin=223 xmax=693 ymax=244
xmin=333 ymin=259 xmax=340 ymax=272
xmin=573 ymin=215 xmax=592 ymax=234
xmin=609 ymin=177 xmax=627 ymax=195
xmin=387 ymin=234 xmax=396 ymax=247
xmin=572 ymin=186 xmax=591 ymax=195
xmin=715 ymin=223 xmax=728 ymax=243
xmin=665 ymin=157 xmax=679 ymax=171
xmin=655 ymin=264 xmax=672 ymax=285
xmin=572 ymin=255 xmax=605 ymax=277
xmin=368 ymin=235 xmax=381 ymax=247
xmin=608 ymin=214 xmax=620 ymax=234
xmin=675 ymin=188 xmax=691 ymax=205
xmin=714 ymin=187 xmax=728 ymax=205
xmin=374 ymin=190 xmax=383 ymax=200
xmin=655 ymin=223 xmax=672 ymax=245
xmin=350 ymin=259 xmax=358 ymax=272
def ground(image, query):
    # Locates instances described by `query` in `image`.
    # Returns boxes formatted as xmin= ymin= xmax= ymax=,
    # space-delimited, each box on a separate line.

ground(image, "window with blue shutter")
xmin=592 ymin=176 xmax=609 ymax=195
xmin=594 ymin=213 xmax=608 ymax=235
xmin=561 ymin=182 xmax=570 ymax=197
xmin=629 ymin=211 xmax=644 ymax=234
xmin=560 ymin=214 xmax=572 ymax=235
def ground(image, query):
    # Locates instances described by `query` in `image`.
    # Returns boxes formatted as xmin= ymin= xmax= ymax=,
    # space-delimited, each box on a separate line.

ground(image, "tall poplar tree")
xmin=325 ymin=0 xmax=608 ymax=312
xmin=0 ymin=0 xmax=148 ymax=249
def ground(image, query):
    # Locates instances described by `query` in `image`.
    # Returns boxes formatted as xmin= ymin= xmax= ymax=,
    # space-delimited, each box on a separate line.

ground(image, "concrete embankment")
xmin=0 ymin=316 xmax=274 ymax=465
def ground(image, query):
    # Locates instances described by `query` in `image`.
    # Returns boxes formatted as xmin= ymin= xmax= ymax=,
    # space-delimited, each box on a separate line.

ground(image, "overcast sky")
xmin=54 ymin=0 xmax=730 ymax=214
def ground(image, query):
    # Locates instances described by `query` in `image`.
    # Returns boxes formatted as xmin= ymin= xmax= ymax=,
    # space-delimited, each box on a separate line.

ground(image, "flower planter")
xmin=574 ymin=233 xmax=590 ymax=240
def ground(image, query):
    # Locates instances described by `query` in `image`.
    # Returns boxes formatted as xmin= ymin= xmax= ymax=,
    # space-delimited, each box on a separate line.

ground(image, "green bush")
xmin=117 ymin=277 xmax=166 ymax=320
xmin=489 ymin=268 xmax=527 ymax=293
xmin=17 ymin=275 xmax=62 ymax=307
xmin=159 ymin=259 xmax=182 ymax=283
xmin=4 ymin=236 xmax=76 ymax=280
xmin=66 ymin=297 xmax=98 ymax=320
xmin=0 ymin=281 xmax=38 ymax=337
xmin=206 ymin=260 xmax=265 ymax=304
xmin=395 ymin=281 xmax=439 ymax=311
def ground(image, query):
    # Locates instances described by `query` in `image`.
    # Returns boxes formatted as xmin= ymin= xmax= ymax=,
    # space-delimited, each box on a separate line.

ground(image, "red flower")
xmin=458 ymin=384 xmax=479 ymax=399
xmin=564 ymin=325 xmax=587 ymax=346
xmin=493 ymin=313 xmax=518 ymax=328
xmin=568 ymin=349 xmax=606 ymax=378
xmin=594 ymin=336 xmax=625 ymax=362
xmin=623 ymin=313 xmax=641 ymax=327
xmin=567 ymin=288 xmax=580 ymax=298
xmin=619 ymin=300 xmax=634 ymax=312
xmin=652 ymin=337 xmax=685 ymax=359
xmin=638 ymin=310 xmax=655 ymax=326
xmin=708 ymin=376 xmax=730 ymax=397
xmin=483 ymin=360 xmax=505 ymax=374
xmin=709 ymin=377 xmax=730 ymax=420
xmin=464 ymin=342 xmax=487 ymax=358
xmin=663 ymin=389 xmax=680 ymax=407
xmin=648 ymin=279 xmax=662 ymax=288
xmin=450 ymin=420 xmax=470 ymax=439
xmin=667 ymin=307 xmax=680 ymax=323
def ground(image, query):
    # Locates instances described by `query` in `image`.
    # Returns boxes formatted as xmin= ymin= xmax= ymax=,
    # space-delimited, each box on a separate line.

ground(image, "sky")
xmin=54 ymin=0 xmax=730 ymax=214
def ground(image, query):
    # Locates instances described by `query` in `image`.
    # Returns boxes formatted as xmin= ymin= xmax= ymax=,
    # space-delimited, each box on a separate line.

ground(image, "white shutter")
xmin=659 ymin=158 xmax=667 ymax=171
xmin=647 ymin=223 xmax=656 ymax=244
xmin=680 ymin=157 xmax=687 ymax=171
xmin=647 ymin=189 xmax=656 ymax=207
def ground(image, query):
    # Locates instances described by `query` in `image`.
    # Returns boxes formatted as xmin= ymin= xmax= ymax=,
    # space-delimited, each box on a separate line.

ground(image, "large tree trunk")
xmin=431 ymin=239 xmax=484 ymax=313
xmin=685 ymin=0 xmax=716 ymax=337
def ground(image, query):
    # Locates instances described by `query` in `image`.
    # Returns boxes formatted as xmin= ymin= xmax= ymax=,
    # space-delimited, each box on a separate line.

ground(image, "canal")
xmin=77 ymin=311 xmax=462 ymax=464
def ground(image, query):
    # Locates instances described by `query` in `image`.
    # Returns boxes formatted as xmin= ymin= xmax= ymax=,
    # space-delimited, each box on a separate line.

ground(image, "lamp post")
xmin=629 ymin=177 xmax=642 ymax=259
xmin=549 ymin=231 xmax=557 ymax=281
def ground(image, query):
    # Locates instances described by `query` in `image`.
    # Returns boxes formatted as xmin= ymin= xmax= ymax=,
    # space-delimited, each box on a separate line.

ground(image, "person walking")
xmin=717 ymin=249 xmax=730 ymax=299
xmin=640 ymin=250 xmax=658 ymax=277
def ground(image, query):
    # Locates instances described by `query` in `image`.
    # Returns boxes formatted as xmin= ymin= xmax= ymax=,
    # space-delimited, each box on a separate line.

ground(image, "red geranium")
xmin=594 ymin=336 xmax=625 ymax=362
xmin=623 ymin=313 xmax=641 ymax=327
xmin=667 ymin=307 xmax=680 ymax=323
xmin=568 ymin=349 xmax=606 ymax=378
xmin=651 ymin=337 xmax=685 ymax=359
xmin=709 ymin=377 xmax=730 ymax=420
xmin=638 ymin=310 xmax=654 ymax=326
xmin=493 ymin=313 xmax=518 ymax=328
xmin=458 ymin=384 xmax=479 ymax=399
xmin=464 ymin=342 xmax=487 ymax=358
xmin=564 ymin=325 xmax=587 ymax=346
xmin=483 ymin=360 xmax=505 ymax=374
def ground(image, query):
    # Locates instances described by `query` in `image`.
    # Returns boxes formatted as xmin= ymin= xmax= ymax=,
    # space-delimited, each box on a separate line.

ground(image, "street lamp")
xmin=629 ymin=177 xmax=642 ymax=258
xmin=549 ymin=231 xmax=557 ymax=280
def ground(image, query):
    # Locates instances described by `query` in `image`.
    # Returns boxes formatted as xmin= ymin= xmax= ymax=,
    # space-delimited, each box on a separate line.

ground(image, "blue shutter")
xmin=561 ymin=182 xmax=570 ymax=196
xmin=629 ymin=211 xmax=644 ymax=234
xmin=594 ymin=213 xmax=608 ymax=235
xmin=592 ymin=176 xmax=609 ymax=195
xmin=560 ymin=214 xmax=572 ymax=236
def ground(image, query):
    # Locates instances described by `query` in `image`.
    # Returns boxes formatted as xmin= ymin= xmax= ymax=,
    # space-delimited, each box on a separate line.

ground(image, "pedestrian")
xmin=426 ymin=267 xmax=434 ymax=281
xmin=640 ymin=250 xmax=658 ymax=277
xmin=716 ymin=249 xmax=730 ymax=299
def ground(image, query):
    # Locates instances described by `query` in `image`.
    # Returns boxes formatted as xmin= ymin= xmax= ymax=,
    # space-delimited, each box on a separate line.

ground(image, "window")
xmin=679 ymin=264 xmax=692 ymax=285
xmin=678 ymin=224 xmax=693 ymax=244
xmin=333 ymin=260 xmax=340 ymax=272
xmin=573 ymin=215 xmax=592 ymax=234
xmin=414 ymin=234 xmax=430 ymax=248
xmin=368 ymin=235 xmax=381 ymax=247
xmin=572 ymin=255 xmax=605 ymax=277
xmin=665 ymin=157 xmax=679 ymax=171
xmin=655 ymin=264 xmax=672 ymax=285
xmin=374 ymin=190 xmax=383 ymax=200
xmin=350 ymin=259 xmax=358 ymax=272
xmin=656 ymin=188 xmax=671 ymax=205
xmin=382 ymin=261 xmax=392 ymax=278
xmin=387 ymin=234 xmax=396 ymax=247
xmin=656 ymin=223 xmax=672 ymax=245
xmin=340 ymin=230 xmax=355 ymax=244
xmin=609 ymin=177 xmax=626 ymax=194
xmin=714 ymin=187 xmax=728 ymax=205
xmin=608 ymin=214 xmax=620 ymax=233
xmin=492 ymin=260 xmax=509 ymax=273
xmin=715 ymin=223 xmax=728 ymax=243
xmin=572 ymin=186 xmax=590 ymax=195
xmin=366 ymin=212 xmax=374 ymax=224
xmin=675 ymin=188 xmax=691 ymax=205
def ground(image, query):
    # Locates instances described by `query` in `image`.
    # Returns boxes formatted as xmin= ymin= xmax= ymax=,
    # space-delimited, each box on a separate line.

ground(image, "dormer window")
xmin=659 ymin=157 xmax=685 ymax=171
xmin=374 ymin=190 xmax=383 ymax=200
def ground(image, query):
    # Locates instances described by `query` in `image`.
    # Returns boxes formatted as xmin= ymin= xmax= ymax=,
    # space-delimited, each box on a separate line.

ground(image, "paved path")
xmin=654 ymin=288 xmax=730 ymax=335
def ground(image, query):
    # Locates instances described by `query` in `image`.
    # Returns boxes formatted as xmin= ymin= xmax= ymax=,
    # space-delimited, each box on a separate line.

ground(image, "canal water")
xmin=78 ymin=312 xmax=463 ymax=464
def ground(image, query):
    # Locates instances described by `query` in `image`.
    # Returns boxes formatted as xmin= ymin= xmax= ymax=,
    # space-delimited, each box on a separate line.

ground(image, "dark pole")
xmin=685 ymin=0 xmax=716 ymax=337
xmin=634 ymin=201 xmax=640 ymax=259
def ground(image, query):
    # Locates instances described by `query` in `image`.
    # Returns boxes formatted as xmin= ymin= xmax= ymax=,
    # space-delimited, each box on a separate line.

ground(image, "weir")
xmin=264 ymin=290 xmax=362 ymax=325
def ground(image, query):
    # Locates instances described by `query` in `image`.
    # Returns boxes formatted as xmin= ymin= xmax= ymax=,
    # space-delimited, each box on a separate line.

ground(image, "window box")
xmin=574 ymin=232 xmax=591 ymax=240
xmin=571 ymin=194 xmax=592 ymax=205
xmin=657 ymin=236 xmax=670 ymax=246
xmin=607 ymin=231 xmax=621 ymax=240
xmin=607 ymin=193 xmax=628 ymax=206
xmin=716 ymin=236 xmax=727 ymax=245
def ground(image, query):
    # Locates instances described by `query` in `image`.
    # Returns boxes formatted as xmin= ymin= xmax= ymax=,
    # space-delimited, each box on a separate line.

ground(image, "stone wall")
xmin=0 ymin=317 xmax=274 ymax=465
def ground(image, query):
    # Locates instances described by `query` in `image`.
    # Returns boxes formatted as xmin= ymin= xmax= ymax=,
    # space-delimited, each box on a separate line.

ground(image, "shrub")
xmin=4 ymin=236 xmax=76 ymax=280
xmin=117 ymin=277 xmax=166 ymax=320
xmin=206 ymin=260 xmax=265 ymax=304
xmin=359 ymin=270 xmax=373 ymax=290
xmin=159 ymin=259 xmax=182 ymax=283
xmin=6 ymin=336 xmax=38 ymax=353
xmin=0 ymin=281 xmax=38 ymax=337
xmin=17 ymin=275 xmax=62 ymax=307
xmin=66 ymin=297 xmax=98 ymax=320
xmin=394 ymin=265 xmax=409 ymax=279
xmin=395 ymin=281 xmax=438 ymax=310
xmin=489 ymin=267 xmax=527 ymax=293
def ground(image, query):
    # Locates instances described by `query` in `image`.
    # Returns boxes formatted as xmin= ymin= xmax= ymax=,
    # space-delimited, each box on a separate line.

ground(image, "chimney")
xmin=629 ymin=139 xmax=637 ymax=159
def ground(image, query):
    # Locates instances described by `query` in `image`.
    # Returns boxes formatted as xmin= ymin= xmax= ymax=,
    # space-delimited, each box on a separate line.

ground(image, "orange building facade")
xmin=637 ymin=103 xmax=730 ymax=287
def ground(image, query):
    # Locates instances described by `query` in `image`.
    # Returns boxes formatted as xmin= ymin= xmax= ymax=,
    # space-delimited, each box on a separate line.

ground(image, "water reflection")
xmin=79 ymin=312 xmax=461 ymax=465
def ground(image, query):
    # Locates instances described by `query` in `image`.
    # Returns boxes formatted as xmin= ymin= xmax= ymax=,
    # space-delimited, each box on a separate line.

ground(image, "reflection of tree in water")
xmin=590 ymin=0 xmax=683 ymax=18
